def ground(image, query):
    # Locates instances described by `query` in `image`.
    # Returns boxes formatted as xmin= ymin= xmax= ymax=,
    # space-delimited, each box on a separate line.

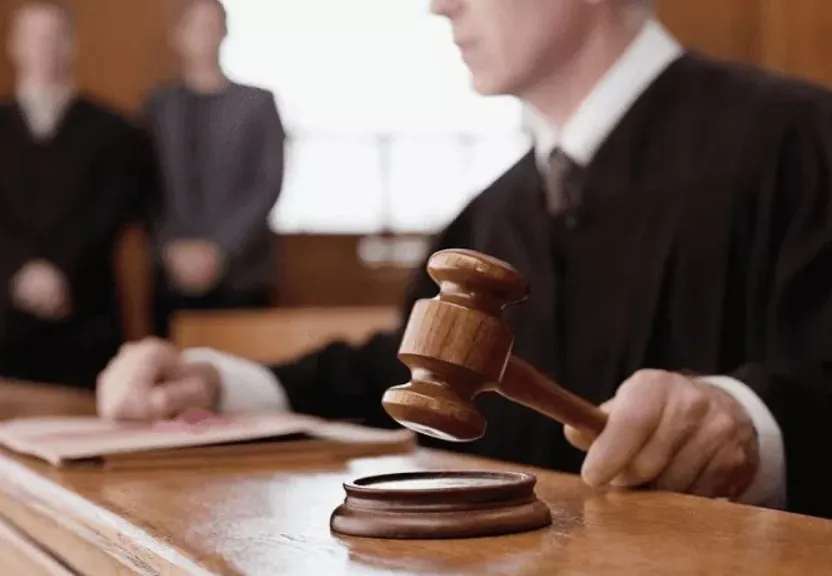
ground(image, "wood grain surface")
xmin=0 ymin=381 xmax=830 ymax=575
xmin=0 ymin=515 xmax=75 ymax=575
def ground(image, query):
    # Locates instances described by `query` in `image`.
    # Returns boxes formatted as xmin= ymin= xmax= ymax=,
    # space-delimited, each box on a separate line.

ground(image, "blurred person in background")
xmin=143 ymin=0 xmax=285 ymax=337
xmin=0 ymin=0 xmax=147 ymax=388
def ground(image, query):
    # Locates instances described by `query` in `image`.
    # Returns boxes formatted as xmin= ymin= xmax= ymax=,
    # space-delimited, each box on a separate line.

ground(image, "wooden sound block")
xmin=329 ymin=470 xmax=552 ymax=539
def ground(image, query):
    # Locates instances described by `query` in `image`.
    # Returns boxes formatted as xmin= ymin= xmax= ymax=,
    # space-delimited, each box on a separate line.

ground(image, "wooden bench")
xmin=169 ymin=307 xmax=400 ymax=363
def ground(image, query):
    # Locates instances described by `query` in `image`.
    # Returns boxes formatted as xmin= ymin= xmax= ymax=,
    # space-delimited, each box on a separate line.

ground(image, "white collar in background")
xmin=16 ymin=83 xmax=74 ymax=109
xmin=15 ymin=84 xmax=75 ymax=138
xmin=528 ymin=19 xmax=683 ymax=171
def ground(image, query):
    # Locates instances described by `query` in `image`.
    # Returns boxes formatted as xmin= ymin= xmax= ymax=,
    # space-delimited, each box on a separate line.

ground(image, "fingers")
xmin=685 ymin=411 xmax=758 ymax=499
xmin=580 ymin=373 xmax=668 ymax=487
xmin=610 ymin=382 xmax=707 ymax=488
xmin=564 ymin=399 xmax=614 ymax=451
xmin=653 ymin=404 xmax=730 ymax=492
xmin=687 ymin=443 xmax=753 ymax=499
xmin=96 ymin=338 xmax=221 ymax=424
xmin=17 ymin=292 xmax=65 ymax=319
xmin=563 ymin=425 xmax=594 ymax=452
xmin=575 ymin=371 xmax=761 ymax=502
xmin=12 ymin=264 xmax=70 ymax=319
xmin=32 ymin=289 xmax=70 ymax=319
xmin=96 ymin=339 xmax=182 ymax=421
xmin=149 ymin=376 xmax=216 ymax=420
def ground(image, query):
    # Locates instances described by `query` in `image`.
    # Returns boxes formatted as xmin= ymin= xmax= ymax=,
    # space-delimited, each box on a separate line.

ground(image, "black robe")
xmin=271 ymin=53 xmax=832 ymax=519
xmin=0 ymin=95 xmax=151 ymax=388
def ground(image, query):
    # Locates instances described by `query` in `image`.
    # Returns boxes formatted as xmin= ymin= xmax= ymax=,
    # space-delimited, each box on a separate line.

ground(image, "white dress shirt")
xmin=16 ymin=85 xmax=74 ymax=140
xmin=183 ymin=18 xmax=786 ymax=511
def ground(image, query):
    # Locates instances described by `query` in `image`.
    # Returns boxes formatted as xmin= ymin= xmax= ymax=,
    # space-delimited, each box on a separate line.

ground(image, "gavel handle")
xmin=498 ymin=356 xmax=607 ymax=437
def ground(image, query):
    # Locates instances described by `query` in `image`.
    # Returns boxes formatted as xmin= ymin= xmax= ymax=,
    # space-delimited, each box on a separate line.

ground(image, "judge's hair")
xmin=10 ymin=0 xmax=74 ymax=28
xmin=174 ymin=0 xmax=228 ymax=29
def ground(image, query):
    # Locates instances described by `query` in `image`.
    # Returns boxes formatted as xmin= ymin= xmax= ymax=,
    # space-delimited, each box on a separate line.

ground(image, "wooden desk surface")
xmin=0 ymin=381 xmax=830 ymax=575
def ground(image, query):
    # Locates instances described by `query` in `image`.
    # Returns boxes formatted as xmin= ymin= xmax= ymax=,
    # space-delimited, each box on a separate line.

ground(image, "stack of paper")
xmin=0 ymin=410 xmax=415 ymax=468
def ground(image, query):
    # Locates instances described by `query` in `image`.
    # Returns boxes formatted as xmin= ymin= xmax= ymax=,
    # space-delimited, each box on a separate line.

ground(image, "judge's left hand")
xmin=564 ymin=370 xmax=759 ymax=499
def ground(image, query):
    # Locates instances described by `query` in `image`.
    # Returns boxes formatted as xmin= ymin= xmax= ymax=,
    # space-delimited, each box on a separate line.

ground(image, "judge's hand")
xmin=97 ymin=338 xmax=221 ymax=421
xmin=11 ymin=259 xmax=71 ymax=320
xmin=163 ymin=240 xmax=224 ymax=295
xmin=564 ymin=370 xmax=759 ymax=500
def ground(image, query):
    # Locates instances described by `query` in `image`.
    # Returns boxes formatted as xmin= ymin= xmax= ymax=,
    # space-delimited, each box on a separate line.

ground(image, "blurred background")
xmin=0 ymin=0 xmax=830 ymax=356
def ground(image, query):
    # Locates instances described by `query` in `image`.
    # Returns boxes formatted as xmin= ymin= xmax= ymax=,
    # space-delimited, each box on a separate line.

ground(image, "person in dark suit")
xmin=99 ymin=0 xmax=832 ymax=519
xmin=0 ymin=1 xmax=147 ymax=388
xmin=144 ymin=0 xmax=285 ymax=337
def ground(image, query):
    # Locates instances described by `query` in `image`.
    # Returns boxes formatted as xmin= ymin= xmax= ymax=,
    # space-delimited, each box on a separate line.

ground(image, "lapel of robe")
xmin=561 ymin=71 xmax=687 ymax=400
xmin=577 ymin=158 xmax=682 ymax=396
xmin=470 ymin=152 xmax=562 ymax=380
xmin=569 ymin=57 xmax=734 ymax=396
xmin=468 ymin=145 xmax=685 ymax=402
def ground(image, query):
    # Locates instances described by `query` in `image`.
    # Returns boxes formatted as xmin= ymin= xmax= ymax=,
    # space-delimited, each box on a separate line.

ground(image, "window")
xmin=221 ymin=0 xmax=531 ymax=233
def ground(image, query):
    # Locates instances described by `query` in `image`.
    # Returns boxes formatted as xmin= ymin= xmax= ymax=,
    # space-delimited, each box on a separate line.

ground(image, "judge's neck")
xmin=16 ymin=71 xmax=73 ymax=97
xmin=181 ymin=60 xmax=229 ymax=94
xmin=522 ymin=11 xmax=648 ymax=127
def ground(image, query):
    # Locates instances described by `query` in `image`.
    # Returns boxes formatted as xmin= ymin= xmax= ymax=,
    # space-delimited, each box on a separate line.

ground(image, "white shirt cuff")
xmin=699 ymin=375 xmax=786 ymax=510
xmin=181 ymin=348 xmax=291 ymax=414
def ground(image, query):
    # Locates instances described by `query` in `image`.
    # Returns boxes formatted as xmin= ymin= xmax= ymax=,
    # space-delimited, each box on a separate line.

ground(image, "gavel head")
xmin=382 ymin=249 xmax=528 ymax=442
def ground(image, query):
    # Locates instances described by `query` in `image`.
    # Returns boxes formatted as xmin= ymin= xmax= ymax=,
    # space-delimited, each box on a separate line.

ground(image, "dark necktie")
xmin=544 ymin=148 xmax=581 ymax=220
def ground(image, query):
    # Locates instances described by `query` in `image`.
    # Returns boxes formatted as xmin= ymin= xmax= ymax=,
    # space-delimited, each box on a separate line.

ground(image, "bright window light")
xmin=220 ymin=0 xmax=531 ymax=233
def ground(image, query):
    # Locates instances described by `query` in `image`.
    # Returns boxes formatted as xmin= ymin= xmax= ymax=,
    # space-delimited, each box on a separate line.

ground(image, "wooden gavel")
xmin=382 ymin=248 xmax=608 ymax=442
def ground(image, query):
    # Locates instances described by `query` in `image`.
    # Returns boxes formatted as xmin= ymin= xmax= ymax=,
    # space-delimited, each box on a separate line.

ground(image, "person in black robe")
xmin=97 ymin=1 xmax=832 ymax=519
xmin=0 ymin=1 xmax=150 ymax=388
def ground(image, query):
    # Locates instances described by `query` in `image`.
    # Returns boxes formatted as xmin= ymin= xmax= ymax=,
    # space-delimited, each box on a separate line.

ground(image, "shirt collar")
xmin=15 ymin=84 xmax=75 ymax=139
xmin=529 ymin=19 xmax=683 ymax=170
xmin=16 ymin=83 xmax=74 ymax=108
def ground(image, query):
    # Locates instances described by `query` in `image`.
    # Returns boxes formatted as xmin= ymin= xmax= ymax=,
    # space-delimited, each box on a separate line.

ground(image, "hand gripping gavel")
xmin=382 ymin=248 xmax=608 ymax=442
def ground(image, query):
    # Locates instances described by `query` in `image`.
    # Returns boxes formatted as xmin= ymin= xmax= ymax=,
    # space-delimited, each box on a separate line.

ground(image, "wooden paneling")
xmin=0 ymin=5 xmax=13 ymax=95
xmin=276 ymin=235 xmax=420 ymax=307
xmin=71 ymin=0 xmax=176 ymax=112
xmin=657 ymin=0 xmax=762 ymax=64
xmin=170 ymin=306 xmax=399 ymax=363
xmin=658 ymin=1 xmax=832 ymax=89
xmin=114 ymin=226 xmax=154 ymax=341
xmin=758 ymin=0 xmax=832 ymax=87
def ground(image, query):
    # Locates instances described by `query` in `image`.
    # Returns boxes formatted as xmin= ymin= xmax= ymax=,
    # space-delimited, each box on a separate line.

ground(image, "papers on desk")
xmin=0 ymin=410 xmax=416 ymax=468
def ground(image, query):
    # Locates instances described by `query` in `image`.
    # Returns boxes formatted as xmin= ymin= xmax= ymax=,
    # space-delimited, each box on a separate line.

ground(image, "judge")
xmin=98 ymin=0 xmax=832 ymax=519
xmin=0 ymin=1 xmax=146 ymax=387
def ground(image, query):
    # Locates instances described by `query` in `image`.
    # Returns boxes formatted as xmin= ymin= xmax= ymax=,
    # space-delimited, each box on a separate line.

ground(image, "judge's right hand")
xmin=97 ymin=338 xmax=222 ymax=422
xmin=11 ymin=260 xmax=71 ymax=320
